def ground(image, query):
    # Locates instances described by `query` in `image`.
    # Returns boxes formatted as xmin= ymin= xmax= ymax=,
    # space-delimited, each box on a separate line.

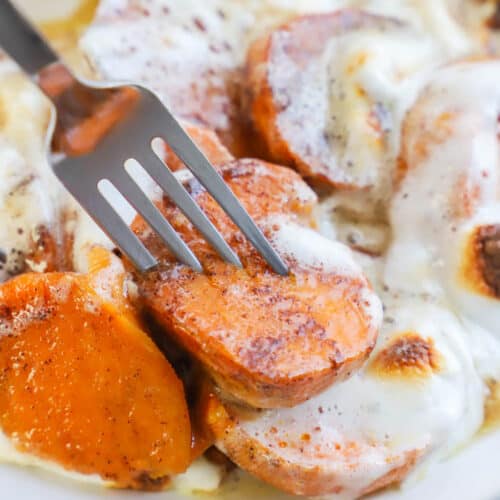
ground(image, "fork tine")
xmin=113 ymin=171 xmax=203 ymax=272
xmin=61 ymin=182 xmax=157 ymax=272
xmin=135 ymin=150 xmax=242 ymax=268
xmin=154 ymin=108 xmax=289 ymax=276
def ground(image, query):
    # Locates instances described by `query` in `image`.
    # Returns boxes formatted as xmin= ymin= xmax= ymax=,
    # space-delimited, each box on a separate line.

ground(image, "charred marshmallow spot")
xmin=475 ymin=225 xmax=500 ymax=297
xmin=461 ymin=224 xmax=500 ymax=299
xmin=369 ymin=333 xmax=440 ymax=379
xmin=484 ymin=379 xmax=500 ymax=431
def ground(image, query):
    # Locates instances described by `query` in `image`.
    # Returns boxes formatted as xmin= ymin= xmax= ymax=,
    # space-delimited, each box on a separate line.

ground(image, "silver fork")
xmin=0 ymin=0 xmax=288 ymax=275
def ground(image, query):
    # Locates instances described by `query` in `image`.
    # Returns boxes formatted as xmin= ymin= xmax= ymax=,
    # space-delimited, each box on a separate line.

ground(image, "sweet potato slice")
xmin=0 ymin=272 xmax=191 ymax=489
xmin=202 ymin=298 xmax=483 ymax=497
xmin=133 ymin=159 xmax=381 ymax=409
xmin=206 ymin=392 xmax=421 ymax=498
xmin=245 ymin=10 xmax=400 ymax=188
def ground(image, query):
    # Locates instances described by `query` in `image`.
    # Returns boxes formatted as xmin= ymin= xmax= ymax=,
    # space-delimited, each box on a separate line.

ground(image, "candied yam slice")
xmin=133 ymin=159 xmax=381 ymax=408
xmin=246 ymin=9 xmax=399 ymax=187
xmin=205 ymin=392 xmax=421 ymax=497
xmin=200 ymin=299 xmax=478 ymax=497
xmin=0 ymin=272 xmax=191 ymax=489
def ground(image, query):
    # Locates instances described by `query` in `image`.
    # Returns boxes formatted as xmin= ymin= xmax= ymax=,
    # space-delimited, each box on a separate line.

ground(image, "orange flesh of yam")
xmin=133 ymin=160 xmax=379 ymax=409
xmin=0 ymin=273 xmax=191 ymax=489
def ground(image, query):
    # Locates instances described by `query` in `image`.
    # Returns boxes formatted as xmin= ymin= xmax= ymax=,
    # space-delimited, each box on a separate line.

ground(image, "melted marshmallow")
xmin=323 ymin=25 xmax=441 ymax=199
xmin=386 ymin=62 xmax=500 ymax=327
xmin=0 ymin=66 xmax=62 ymax=281
xmin=220 ymin=293 xmax=484 ymax=499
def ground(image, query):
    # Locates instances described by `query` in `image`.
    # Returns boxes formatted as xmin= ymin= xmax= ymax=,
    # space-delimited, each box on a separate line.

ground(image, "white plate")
xmin=1 ymin=1 xmax=500 ymax=499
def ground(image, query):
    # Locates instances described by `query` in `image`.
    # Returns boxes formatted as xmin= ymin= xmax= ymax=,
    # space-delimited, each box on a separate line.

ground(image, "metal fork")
xmin=0 ymin=0 xmax=288 ymax=275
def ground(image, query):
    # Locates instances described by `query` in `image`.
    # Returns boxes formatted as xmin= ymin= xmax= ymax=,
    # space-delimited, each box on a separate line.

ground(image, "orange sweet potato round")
xmin=245 ymin=10 xmax=399 ymax=188
xmin=0 ymin=272 xmax=191 ymax=489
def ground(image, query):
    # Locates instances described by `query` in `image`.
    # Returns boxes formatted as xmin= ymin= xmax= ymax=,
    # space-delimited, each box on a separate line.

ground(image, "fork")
xmin=0 ymin=0 xmax=288 ymax=275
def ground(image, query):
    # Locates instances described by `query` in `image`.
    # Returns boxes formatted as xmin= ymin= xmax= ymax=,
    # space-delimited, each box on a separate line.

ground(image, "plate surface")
xmin=1 ymin=1 xmax=500 ymax=499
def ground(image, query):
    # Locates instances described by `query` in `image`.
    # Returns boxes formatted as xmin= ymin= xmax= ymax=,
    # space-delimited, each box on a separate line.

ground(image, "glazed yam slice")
xmin=0 ymin=272 xmax=191 ymax=489
xmin=246 ymin=9 xmax=399 ymax=188
xmin=134 ymin=159 xmax=381 ymax=409
xmin=206 ymin=298 xmax=484 ymax=497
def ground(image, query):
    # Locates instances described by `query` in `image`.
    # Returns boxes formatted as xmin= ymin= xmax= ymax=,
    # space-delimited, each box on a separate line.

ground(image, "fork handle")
xmin=0 ymin=0 xmax=58 ymax=75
